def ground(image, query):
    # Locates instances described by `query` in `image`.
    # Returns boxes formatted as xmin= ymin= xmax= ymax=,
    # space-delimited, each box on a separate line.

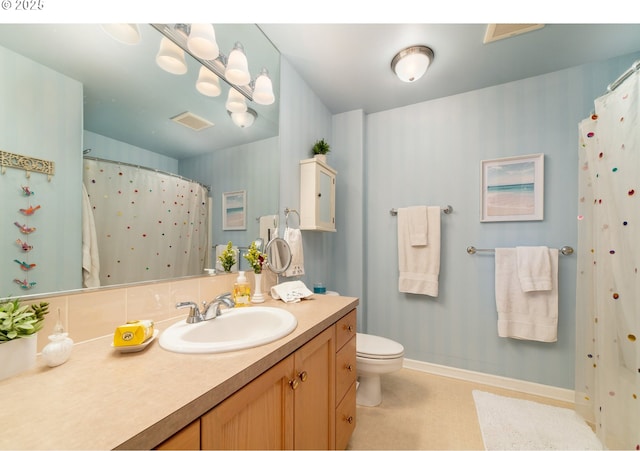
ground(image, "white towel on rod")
xmin=407 ymin=206 xmax=429 ymax=246
xmin=397 ymin=206 xmax=441 ymax=296
xmin=516 ymin=246 xmax=552 ymax=292
xmin=495 ymin=248 xmax=559 ymax=342
xmin=81 ymin=183 xmax=100 ymax=288
xmin=283 ymin=227 xmax=304 ymax=277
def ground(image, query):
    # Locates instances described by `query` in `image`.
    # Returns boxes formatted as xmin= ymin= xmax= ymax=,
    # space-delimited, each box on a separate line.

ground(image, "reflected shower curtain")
xmin=83 ymin=159 xmax=209 ymax=285
xmin=576 ymin=70 xmax=639 ymax=450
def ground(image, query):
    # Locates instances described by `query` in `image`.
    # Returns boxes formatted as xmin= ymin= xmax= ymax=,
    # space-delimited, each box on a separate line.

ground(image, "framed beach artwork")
xmin=222 ymin=190 xmax=247 ymax=230
xmin=480 ymin=153 xmax=544 ymax=222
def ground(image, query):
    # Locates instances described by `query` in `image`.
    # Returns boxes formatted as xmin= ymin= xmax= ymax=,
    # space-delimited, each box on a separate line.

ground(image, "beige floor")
xmin=347 ymin=368 xmax=574 ymax=450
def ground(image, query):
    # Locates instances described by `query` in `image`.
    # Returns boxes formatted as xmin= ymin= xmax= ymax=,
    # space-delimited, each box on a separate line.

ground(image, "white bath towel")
xmin=397 ymin=206 xmax=440 ymax=296
xmin=81 ymin=183 xmax=100 ymax=288
xmin=516 ymin=246 xmax=552 ymax=292
xmin=406 ymin=206 xmax=429 ymax=246
xmin=283 ymin=227 xmax=305 ymax=277
xmin=495 ymin=248 xmax=559 ymax=342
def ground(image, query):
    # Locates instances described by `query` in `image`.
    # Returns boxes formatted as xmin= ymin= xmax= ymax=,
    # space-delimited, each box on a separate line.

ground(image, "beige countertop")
xmin=0 ymin=295 xmax=358 ymax=450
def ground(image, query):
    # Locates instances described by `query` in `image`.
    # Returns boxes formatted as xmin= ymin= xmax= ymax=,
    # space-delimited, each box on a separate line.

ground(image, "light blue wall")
xmin=0 ymin=46 xmax=83 ymax=297
xmin=362 ymin=51 xmax=640 ymax=389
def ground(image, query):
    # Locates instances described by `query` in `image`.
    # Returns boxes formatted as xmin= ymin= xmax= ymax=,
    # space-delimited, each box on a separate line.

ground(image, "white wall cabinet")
xmin=300 ymin=158 xmax=336 ymax=232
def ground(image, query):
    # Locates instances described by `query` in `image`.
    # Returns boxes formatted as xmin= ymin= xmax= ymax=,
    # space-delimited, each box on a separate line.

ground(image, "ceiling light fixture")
xmin=391 ymin=45 xmax=434 ymax=83
xmin=156 ymin=36 xmax=188 ymax=75
xmin=187 ymin=23 xmax=219 ymax=60
xmin=228 ymin=107 xmax=257 ymax=128
xmin=225 ymin=42 xmax=251 ymax=86
xmin=196 ymin=66 xmax=221 ymax=97
xmin=252 ymin=68 xmax=275 ymax=105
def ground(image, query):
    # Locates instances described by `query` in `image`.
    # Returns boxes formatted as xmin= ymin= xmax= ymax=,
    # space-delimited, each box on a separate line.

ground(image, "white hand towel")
xmin=516 ymin=246 xmax=552 ymax=292
xmin=397 ymin=206 xmax=441 ymax=296
xmin=283 ymin=227 xmax=305 ymax=277
xmin=406 ymin=206 xmax=429 ymax=246
xmin=495 ymin=248 xmax=559 ymax=342
xmin=82 ymin=183 xmax=100 ymax=288
xmin=270 ymin=281 xmax=313 ymax=303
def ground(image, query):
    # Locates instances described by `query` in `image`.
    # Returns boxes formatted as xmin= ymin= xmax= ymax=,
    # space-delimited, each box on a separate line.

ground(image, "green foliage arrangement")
xmin=312 ymin=138 xmax=331 ymax=155
xmin=218 ymin=241 xmax=237 ymax=272
xmin=244 ymin=241 xmax=267 ymax=274
xmin=0 ymin=298 xmax=50 ymax=342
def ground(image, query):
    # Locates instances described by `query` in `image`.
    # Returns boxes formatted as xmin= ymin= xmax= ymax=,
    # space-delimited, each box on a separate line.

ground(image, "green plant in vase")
xmin=0 ymin=298 xmax=49 ymax=342
xmin=244 ymin=241 xmax=267 ymax=274
xmin=218 ymin=241 xmax=237 ymax=273
xmin=312 ymin=138 xmax=331 ymax=157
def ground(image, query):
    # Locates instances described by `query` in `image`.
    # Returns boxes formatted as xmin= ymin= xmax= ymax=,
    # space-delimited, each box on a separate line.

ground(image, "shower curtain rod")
xmin=83 ymin=155 xmax=211 ymax=192
xmin=606 ymin=59 xmax=640 ymax=93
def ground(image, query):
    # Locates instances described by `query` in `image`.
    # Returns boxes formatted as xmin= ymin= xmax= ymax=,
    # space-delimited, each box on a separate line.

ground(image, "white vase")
xmin=0 ymin=334 xmax=37 ymax=381
xmin=314 ymin=154 xmax=327 ymax=163
xmin=251 ymin=272 xmax=265 ymax=303
xmin=42 ymin=333 xmax=74 ymax=367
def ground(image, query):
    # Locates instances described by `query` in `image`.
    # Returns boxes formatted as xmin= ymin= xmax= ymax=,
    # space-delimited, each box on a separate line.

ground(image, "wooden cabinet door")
xmin=155 ymin=419 xmax=200 ymax=450
xmin=201 ymin=356 xmax=294 ymax=450
xmin=293 ymin=326 xmax=336 ymax=450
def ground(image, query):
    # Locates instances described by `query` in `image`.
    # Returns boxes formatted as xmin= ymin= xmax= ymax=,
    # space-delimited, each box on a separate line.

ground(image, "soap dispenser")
xmin=42 ymin=308 xmax=74 ymax=367
xmin=233 ymin=271 xmax=251 ymax=307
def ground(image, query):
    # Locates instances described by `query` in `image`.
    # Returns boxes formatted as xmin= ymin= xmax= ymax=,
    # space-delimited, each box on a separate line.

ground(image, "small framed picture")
xmin=480 ymin=153 xmax=544 ymax=222
xmin=222 ymin=190 xmax=246 ymax=230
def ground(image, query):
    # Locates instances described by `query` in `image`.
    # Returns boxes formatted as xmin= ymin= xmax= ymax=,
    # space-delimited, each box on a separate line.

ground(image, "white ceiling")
xmin=258 ymin=23 xmax=640 ymax=114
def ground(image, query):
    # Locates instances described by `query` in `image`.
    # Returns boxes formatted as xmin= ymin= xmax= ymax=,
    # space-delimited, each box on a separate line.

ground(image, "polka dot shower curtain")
xmin=83 ymin=159 xmax=209 ymax=286
xmin=576 ymin=69 xmax=639 ymax=450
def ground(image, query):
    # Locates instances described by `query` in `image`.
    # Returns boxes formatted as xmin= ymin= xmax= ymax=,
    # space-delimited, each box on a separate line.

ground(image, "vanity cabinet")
xmin=334 ymin=310 xmax=357 ymax=450
xmin=156 ymin=419 xmax=200 ymax=450
xmin=201 ymin=325 xmax=340 ymax=450
xmin=299 ymin=158 xmax=336 ymax=232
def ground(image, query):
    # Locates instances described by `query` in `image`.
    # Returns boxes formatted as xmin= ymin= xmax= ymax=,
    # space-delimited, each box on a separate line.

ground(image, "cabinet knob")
xmin=345 ymin=364 xmax=353 ymax=372
xmin=298 ymin=371 xmax=308 ymax=382
xmin=344 ymin=324 xmax=353 ymax=332
xmin=317 ymin=193 xmax=322 ymax=198
xmin=289 ymin=378 xmax=299 ymax=390
xmin=345 ymin=416 xmax=354 ymax=424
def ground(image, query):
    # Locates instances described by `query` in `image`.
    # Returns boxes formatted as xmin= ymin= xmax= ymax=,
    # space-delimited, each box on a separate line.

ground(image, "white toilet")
xmin=356 ymin=333 xmax=405 ymax=407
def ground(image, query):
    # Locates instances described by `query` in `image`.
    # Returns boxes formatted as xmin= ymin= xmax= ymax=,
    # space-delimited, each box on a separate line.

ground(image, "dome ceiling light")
xmin=391 ymin=45 xmax=434 ymax=83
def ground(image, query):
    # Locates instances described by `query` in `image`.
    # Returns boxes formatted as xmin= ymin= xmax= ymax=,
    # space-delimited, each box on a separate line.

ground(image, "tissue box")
xmin=113 ymin=320 xmax=154 ymax=347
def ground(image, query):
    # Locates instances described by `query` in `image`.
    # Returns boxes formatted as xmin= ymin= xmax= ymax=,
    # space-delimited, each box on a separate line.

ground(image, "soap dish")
xmin=112 ymin=329 xmax=159 ymax=353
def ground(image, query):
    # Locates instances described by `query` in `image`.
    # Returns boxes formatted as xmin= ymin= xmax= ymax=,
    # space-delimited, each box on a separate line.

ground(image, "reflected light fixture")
xmin=100 ymin=24 xmax=141 ymax=45
xmin=228 ymin=107 xmax=257 ymax=128
xmin=226 ymin=87 xmax=247 ymax=113
xmin=252 ymin=68 xmax=275 ymax=105
xmin=196 ymin=66 xmax=221 ymax=97
xmin=156 ymin=36 xmax=188 ymax=75
xmin=225 ymin=42 xmax=251 ymax=86
xmin=391 ymin=45 xmax=434 ymax=83
xmin=187 ymin=23 xmax=219 ymax=60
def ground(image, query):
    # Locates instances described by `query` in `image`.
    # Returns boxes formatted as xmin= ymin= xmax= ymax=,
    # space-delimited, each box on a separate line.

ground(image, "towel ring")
xmin=284 ymin=208 xmax=300 ymax=228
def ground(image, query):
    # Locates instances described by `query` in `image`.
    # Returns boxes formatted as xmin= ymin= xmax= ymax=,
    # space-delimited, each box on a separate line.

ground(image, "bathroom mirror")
xmin=264 ymin=237 xmax=292 ymax=275
xmin=0 ymin=23 xmax=280 ymax=298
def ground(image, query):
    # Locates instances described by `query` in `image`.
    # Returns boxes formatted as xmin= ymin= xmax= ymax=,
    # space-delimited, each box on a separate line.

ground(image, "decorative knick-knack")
xmin=42 ymin=308 xmax=73 ymax=368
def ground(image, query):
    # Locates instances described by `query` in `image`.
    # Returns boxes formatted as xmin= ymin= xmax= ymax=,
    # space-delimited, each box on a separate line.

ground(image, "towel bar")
xmin=284 ymin=207 xmax=300 ymax=228
xmin=466 ymin=245 xmax=574 ymax=256
xmin=390 ymin=205 xmax=453 ymax=216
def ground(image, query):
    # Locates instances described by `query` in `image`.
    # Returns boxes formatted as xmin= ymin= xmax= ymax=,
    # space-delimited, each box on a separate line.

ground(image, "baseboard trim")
xmin=403 ymin=358 xmax=575 ymax=404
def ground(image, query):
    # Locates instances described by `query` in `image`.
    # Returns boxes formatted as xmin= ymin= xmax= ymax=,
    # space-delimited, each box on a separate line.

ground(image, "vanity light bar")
xmin=151 ymin=24 xmax=254 ymax=102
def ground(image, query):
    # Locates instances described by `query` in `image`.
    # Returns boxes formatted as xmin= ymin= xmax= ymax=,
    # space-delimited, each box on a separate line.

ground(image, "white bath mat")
xmin=472 ymin=390 xmax=602 ymax=450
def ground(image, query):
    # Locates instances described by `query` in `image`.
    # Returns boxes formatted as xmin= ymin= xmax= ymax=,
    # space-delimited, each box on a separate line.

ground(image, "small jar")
xmin=42 ymin=332 xmax=74 ymax=367
xmin=313 ymin=283 xmax=326 ymax=294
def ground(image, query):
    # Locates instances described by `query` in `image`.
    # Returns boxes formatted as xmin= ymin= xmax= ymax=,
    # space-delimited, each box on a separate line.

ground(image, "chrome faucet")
xmin=176 ymin=292 xmax=235 ymax=323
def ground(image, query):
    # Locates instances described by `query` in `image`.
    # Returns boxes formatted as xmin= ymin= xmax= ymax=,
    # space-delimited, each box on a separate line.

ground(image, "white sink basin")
xmin=159 ymin=306 xmax=297 ymax=354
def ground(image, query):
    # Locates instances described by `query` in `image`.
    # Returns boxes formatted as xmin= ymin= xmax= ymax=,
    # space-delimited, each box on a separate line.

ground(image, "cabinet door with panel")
xmin=299 ymin=158 xmax=336 ymax=232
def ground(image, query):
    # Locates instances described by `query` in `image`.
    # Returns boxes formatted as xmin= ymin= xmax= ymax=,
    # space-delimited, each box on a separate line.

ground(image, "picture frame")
xmin=222 ymin=190 xmax=247 ymax=230
xmin=480 ymin=153 xmax=544 ymax=222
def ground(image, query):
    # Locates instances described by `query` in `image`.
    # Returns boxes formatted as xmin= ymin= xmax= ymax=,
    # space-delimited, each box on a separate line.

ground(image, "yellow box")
xmin=113 ymin=320 xmax=154 ymax=347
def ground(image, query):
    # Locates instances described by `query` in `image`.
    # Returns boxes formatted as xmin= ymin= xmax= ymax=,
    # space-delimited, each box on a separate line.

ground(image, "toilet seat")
xmin=356 ymin=333 xmax=404 ymax=360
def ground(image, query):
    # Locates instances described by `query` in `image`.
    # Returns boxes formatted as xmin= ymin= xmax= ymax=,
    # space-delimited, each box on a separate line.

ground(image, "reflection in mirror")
xmin=265 ymin=237 xmax=292 ymax=275
xmin=0 ymin=24 xmax=280 ymax=299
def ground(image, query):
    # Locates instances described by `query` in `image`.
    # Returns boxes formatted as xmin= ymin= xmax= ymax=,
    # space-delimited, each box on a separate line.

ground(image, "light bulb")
xmin=156 ymin=37 xmax=187 ymax=75
xmin=225 ymin=42 xmax=250 ymax=86
xmin=226 ymin=88 xmax=247 ymax=113
xmin=253 ymin=68 xmax=275 ymax=105
xmin=187 ymin=24 xmax=219 ymax=60
xmin=196 ymin=66 xmax=221 ymax=97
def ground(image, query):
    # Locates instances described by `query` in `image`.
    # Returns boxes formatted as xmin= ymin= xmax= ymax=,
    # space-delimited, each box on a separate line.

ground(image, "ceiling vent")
xmin=483 ymin=24 xmax=545 ymax=44
xmin=170 ymin=111 xmax=214 ymax=131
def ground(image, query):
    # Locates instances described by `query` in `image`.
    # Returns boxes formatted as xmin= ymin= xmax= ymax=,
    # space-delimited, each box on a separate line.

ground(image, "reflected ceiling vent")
xmin=170 ymin=111 xmax=214 ymax=131
xmin=483 ymin=24 xmax=545 ymax=44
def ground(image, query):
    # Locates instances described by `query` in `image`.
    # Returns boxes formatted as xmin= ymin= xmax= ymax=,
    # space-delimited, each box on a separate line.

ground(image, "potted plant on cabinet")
xmin=218 ymin=241 xmax=237 ymax=273
xmin=312 ymin=138 xmax=331 ymax=163
xmin=0 ymin=298 xmax=49 ymax=380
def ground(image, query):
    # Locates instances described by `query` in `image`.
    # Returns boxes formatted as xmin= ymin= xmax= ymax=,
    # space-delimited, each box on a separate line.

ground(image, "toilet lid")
xmin=356 ymin=333 xmax=404 ymax=359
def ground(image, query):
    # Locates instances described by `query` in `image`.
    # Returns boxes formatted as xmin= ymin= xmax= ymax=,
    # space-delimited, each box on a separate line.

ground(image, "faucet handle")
xmin=176 ymin=301 xmax=201 ymax=324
